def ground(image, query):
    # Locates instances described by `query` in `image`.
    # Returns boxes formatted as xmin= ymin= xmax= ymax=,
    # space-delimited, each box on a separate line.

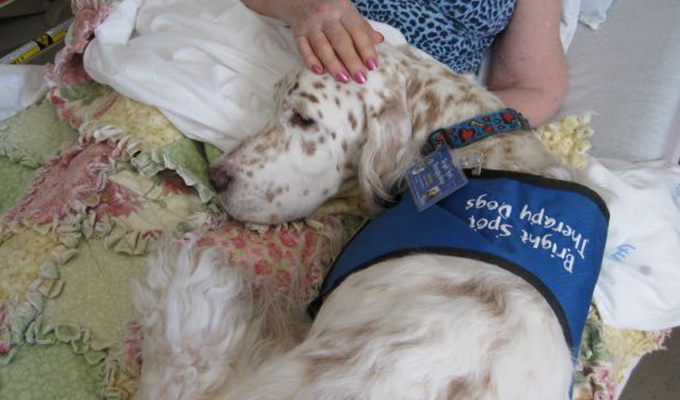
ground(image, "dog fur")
xmin=135 ymin=44 xmax=577 ymax=400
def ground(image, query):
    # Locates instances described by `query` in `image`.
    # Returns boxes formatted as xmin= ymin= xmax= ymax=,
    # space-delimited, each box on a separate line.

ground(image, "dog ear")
xmin=358 ymin=89 xmax=418 ymax=207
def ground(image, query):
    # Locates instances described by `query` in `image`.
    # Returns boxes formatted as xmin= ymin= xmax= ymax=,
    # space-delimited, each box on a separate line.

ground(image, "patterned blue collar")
xmin=422 ymin=108 xmax=531 ymax=154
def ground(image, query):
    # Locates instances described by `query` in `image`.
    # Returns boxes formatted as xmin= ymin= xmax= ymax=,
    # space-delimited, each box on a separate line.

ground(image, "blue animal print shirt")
xmin=352 ymin=0 xmax=517 ymax=74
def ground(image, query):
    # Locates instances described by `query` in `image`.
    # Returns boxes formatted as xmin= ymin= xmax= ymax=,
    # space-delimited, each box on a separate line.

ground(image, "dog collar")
xmin=422 ymin=108 xmax=531 ymax=154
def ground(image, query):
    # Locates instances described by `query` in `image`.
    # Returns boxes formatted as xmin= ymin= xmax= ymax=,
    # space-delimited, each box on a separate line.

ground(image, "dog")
xmin=134 ymin=44 xmax=608 ymax=400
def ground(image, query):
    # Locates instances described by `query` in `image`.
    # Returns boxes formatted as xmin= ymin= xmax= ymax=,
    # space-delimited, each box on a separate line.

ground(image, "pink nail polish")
xmin=354 ymin=71 xmax=367 ymax=84
xmin=366 ymin=57 xmax=378 ymax=70
xmin=336 ymin=71 xmax=350 ymax=83
xmin=311 ymin=65 xmax=323 ymax=74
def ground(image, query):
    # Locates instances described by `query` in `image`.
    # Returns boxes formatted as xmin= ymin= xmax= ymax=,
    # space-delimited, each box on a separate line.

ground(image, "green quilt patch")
xmin=0 ymin=343 xmax=102 ymax=400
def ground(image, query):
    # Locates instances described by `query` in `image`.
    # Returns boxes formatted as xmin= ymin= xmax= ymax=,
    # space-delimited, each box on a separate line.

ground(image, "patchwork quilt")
xmin=0 ymin=1 xmax=670 ymax=399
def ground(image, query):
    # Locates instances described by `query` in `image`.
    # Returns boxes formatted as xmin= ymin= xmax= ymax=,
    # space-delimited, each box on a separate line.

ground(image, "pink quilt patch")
xmin=46 ymin=0 xmax=113 ymax=87
xmin=2 ymin=141 xmax=119 ymax=226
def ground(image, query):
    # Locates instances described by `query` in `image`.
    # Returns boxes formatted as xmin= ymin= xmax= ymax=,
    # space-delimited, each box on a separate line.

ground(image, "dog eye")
xmin=290 ymin=111 xmax=316 ymax=128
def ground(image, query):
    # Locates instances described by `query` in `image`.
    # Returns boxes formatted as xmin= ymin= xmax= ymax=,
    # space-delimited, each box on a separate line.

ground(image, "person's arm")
xmin=241 ymin=0 xmax=383 ymax=84
xmin=486 ymin=0 xmax=566 ymax=126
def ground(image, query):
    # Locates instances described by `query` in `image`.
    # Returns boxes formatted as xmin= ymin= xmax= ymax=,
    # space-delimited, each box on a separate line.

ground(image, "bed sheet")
xmin=558 ymin=0 xmax=680 ymax=163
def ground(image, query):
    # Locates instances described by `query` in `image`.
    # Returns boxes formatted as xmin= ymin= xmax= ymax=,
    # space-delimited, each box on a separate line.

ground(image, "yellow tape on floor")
xmin=0 ymin=17 xmax=72 ymax=64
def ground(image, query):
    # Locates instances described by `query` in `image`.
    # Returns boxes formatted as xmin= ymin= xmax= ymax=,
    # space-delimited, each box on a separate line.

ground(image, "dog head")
xmin=209 ymin=45 xmax=503 ymax=224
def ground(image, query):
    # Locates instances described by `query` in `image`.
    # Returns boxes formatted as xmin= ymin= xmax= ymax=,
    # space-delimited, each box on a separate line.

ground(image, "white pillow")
xmin=579 ymin=0 xmax=617 ymax=29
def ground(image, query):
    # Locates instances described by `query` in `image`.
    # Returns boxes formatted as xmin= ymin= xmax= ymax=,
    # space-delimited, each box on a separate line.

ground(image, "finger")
xmin=295 ymin=35 xmax=324 ymax=75
xmin=324 ymin=23 xmax=367 ymax=83
xmin=370 ymin=28 xmax=384 ymax=44
xmin=342 ymin=18 xmax=379 ymax=71
xmin=308 ymin=32 xmax=351 ymax=83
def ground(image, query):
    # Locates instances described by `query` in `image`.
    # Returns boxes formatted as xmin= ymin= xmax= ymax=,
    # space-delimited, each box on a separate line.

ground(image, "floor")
xmin=620 ymin=327 xmax=680 ymax=400
xmin=1 ymin=4 xmax=679 ymax=400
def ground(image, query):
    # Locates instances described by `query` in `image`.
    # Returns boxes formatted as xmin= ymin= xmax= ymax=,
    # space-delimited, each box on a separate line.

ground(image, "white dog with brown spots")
xmin=135 ymin=44 xmax=581 ymax=400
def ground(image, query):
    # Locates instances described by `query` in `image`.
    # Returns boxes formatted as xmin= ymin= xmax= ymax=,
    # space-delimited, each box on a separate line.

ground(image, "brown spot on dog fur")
xmin=446 ymin=377 xmax=473 ymax=400
xmin=317 ymin=110 xmax=324 ymax=119
xmin=341 ymin=141 xmax=348 ymax=152
xmin=348 ymin=111 xmax=358 ymax=130
xmin=423 ymin=90 xmax=441 ymax=130
xmin=403 ymin=46 xmax=421 ymax=61
xmin=306 ymin=351 xmax=356 ymax=378
xmin=313 ymin=81 xmax=325 ymax=89
xmin=460 ymin=87 xmax=483 ymax=106
xmin=264 ymin=190 xmax=276 ymax=203
xmin=301 ymin=140 xmax=316 ymax=156
xmin=388 ymin=338 xmax=422 ymax=353
xmin=444 ymin=94 xmax=455 ymax=109
xmin=375 ymin=95 xmax=401 ymax=120
xmin=287 ymin=81 xmax=299 ymax=96
xmin=246 ymin=171 xmax=253 ymax=178
xmin=428 ymin=278 xmax=509 ymax=318
xmin=406 ymin=78 xmax=423 ymax=100
xmin=335 ymin=97 xmax=341 ymax=107
xmin=330 ymin=132 xmax=337 ymax=140
xmin=441 ymin=69 xmax=464 ymax=82
xmin=299 ymin=92 xmax=319 ymax=103
xmin=344 ymin=161 xmax=355 ymax=171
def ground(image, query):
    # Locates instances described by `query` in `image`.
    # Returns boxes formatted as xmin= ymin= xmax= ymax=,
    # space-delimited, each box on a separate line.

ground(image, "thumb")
xmin=371 ymin=29 xmax=384 ymax=43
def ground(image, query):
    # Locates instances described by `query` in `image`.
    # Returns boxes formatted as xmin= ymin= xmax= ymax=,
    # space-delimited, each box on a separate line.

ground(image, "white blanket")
xmin=82 ymin=0 xmax=680 ymax=331
xmin=0 ymin=65 xmax=48 ymax=122
xmin=586 ymin=158 xmax=680 ymax=330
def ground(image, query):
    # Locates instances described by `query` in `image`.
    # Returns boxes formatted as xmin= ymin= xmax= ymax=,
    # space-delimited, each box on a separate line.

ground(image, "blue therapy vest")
xmin=309 ymin=170 xmax=609 ymax=357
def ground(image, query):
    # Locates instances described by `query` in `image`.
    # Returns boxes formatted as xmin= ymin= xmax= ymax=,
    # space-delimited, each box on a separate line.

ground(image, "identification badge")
xmin=406 ymin=146 xmax=468 ymax=211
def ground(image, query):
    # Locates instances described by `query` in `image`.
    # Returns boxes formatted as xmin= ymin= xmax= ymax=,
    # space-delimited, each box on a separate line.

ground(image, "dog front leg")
xmin=133 ymin=239 xmax=261 ymax=400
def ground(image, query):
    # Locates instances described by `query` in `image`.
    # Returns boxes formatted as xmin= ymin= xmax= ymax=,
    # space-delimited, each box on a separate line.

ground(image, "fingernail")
xmin=366 ymin=57 xmax=378 ymax=71
xmin=311 ymin=65 xmax=323 ymax=74
xmin=354 ymin=71 xmax=367 ymax=84
xmin=336 ymin=71 xmax=350 ymax=83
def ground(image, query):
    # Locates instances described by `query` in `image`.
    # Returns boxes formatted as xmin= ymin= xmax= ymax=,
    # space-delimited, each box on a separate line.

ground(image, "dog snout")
xmin=208 ymin=165 xmax=231 ymax=192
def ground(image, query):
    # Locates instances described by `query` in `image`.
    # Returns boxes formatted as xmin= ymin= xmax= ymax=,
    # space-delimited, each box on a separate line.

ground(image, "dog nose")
xmin=208 ymin=165 xmax=231 ymax=192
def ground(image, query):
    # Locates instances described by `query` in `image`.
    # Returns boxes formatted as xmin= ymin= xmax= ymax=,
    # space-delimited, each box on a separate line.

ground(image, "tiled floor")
xmin=1 ymin=6 xmax=679 ymax=400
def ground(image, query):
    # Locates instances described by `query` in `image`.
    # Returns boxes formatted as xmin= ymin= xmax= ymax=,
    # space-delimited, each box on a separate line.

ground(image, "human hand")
xmin=284 ymin=0 xmax=384 ymax=83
